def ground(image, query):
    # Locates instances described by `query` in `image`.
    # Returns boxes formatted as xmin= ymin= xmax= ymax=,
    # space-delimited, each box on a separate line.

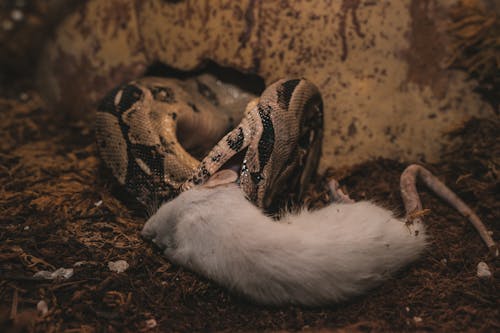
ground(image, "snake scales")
xmin=95 ymin=73 xmax=498 ymax=254
xmin=96 ymin=74 xmax=323 ymax=210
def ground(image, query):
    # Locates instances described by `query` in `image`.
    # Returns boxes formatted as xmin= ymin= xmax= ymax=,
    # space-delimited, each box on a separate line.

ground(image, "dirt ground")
xmin=0 ymin=77 xmax=498 ymax=332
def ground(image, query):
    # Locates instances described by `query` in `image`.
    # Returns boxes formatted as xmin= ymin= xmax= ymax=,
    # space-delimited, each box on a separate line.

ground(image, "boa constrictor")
xmin=96 ymin=75 xmax=323 ymax=210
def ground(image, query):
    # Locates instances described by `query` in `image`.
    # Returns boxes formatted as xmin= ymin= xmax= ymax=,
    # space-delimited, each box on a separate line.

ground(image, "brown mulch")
xmin=0 ymin=85 xmax=499 ymax=332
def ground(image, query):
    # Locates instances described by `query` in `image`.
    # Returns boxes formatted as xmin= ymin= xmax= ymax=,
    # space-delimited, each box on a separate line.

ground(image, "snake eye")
xmin=150 ymin=86 xmax=175 ymax=103
xmin=250 ymin=172 xmax=263 ymax=184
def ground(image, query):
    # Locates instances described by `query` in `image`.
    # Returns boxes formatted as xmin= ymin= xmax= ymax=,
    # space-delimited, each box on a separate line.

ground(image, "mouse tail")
xmin=400 ymin=164 xmax=497 ymax=256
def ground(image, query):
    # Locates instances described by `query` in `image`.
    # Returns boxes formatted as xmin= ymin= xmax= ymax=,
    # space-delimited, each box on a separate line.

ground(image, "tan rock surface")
xmin=38 ymin=0 xmax=495 ymax=171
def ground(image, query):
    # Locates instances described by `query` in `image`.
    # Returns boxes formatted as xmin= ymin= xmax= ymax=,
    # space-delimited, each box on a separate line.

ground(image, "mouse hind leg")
xmin=400 ymin=164 xmax=497 ymax=255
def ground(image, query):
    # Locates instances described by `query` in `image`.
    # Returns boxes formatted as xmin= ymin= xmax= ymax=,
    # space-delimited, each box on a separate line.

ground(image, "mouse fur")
xmin=141 ymin=183 xmax=426 ymax=306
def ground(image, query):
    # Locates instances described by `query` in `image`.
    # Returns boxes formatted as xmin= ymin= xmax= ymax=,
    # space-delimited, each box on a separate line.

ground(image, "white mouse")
xmin=142 ymin=164 xmax=497 ymax=305
xmin=141 ymin=180 xmax=426 ymax=306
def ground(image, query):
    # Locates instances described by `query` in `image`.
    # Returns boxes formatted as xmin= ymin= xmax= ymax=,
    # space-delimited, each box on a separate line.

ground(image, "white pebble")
xmin=34 ymin=267 xmax=74 ymax=280
xmin=11 ymin=9 xmax=24 ymax=22
xmin=477 ymin=262 xmax=492 ymax=279
xmin=145 ymin=319 xmax=157 ymax=328
xmin=73 ymin=261 xmax=87 ymax=267
xmin=413 ymin=316 xmax=423 ymax=323
xmin=37 ymin=300 xmax=48 ymax=316
xmin=23 ymin=225 xmax=30 ymax=231
xmin=19 ymin=92 xmax=29 ymax=101
xmin=108 ymin=260 xmax=129 ymax=273
xmin=94 ymin=200 xmax=103 ymax=207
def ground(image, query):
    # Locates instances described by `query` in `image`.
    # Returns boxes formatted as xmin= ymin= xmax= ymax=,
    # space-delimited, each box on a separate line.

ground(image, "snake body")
xmin=96 ymin=75 xmax=323 ymax=210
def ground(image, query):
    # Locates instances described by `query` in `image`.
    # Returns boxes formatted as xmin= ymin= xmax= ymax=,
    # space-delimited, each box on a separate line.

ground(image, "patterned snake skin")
xmin=96 ymin=75 xmax=323 ymax=211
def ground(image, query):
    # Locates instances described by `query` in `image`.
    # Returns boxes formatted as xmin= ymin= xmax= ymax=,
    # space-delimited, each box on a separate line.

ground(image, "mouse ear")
xmin=202 ymin=169 xmax=239 ymax=188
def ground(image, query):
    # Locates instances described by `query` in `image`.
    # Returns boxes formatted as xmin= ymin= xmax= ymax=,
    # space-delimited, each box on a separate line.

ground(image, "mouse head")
xmin=142 ymin=170 xmax=238 ymax=251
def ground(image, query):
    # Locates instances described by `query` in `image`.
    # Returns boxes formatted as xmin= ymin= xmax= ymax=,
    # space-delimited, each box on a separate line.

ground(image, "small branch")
xmin=10 ymin=288 xmax=18 ymax=320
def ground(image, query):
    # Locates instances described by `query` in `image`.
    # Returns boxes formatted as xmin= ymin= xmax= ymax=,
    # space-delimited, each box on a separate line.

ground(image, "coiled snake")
xmin=96 ymin=75 xmax=323 ymax=210
xmin=96 ymin=74 xmax=497 ymax=254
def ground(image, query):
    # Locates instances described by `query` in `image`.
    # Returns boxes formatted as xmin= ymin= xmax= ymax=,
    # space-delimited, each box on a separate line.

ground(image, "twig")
xmin=1 ymin=274 xmax=45 ymax=282
xmin=49 ymin=279 xmax=88 ymax=291
xmin=10 ymin=288 xmax=18 ymax=320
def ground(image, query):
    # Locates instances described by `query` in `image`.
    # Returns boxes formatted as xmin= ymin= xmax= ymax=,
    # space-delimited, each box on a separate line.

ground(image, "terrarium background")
xmin=0 ymin=1 xmax=498 ymax=332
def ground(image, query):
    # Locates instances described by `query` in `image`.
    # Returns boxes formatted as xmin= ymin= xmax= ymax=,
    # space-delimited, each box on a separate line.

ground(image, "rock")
xmin=145 ymin=319 xmax=157 ymax=329
xmin=108 ymin=260 xmax=129 ymax=273
xmin=36 ymin=300 xmax=48 ymax=316
xmin=477 ymin=261 xmax=492 ymax=279
xmin=37 ymin=0 xmax=495 ymax=170
xmin=33 ymin=267 xmax=74 ymax=280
